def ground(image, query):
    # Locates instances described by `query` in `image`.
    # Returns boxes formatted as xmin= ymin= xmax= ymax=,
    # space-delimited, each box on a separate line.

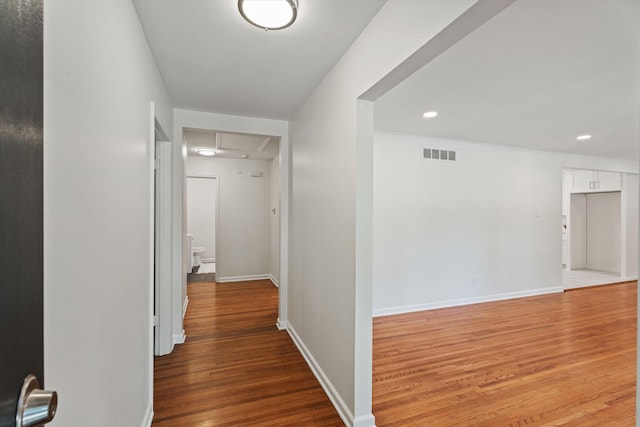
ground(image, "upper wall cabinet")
xmin=571 ymin=170 xmax=621 ymax=193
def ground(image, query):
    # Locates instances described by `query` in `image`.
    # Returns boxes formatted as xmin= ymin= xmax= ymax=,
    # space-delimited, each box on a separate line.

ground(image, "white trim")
xmin=172 ymin=329 xmax=186 ymax=345
xmin=287 ymin=324 xmax=355 ymax=427
xmin=276 ymin=318 xmax=288 ymax=330
xmin=186 ymin=173 xmax=218 ymax=179
xmin=141 ymin=401 xmax=153 ymax=427
xmin=353 ymin=414 xmax=376 ymax=427
xmin=373 ymin=287 xmax=564 ymax=317
xmin=182 ymin=295 xmax=189 ymax=318
xmin=216 ymin=274 xmax=272 ymax=283
xmin=268 ymin=274 xmax=279 ymax=287
xmin=154 ymin=139 xmax=173 ymax=356
xmin=147 ymin=103 xmax=155 ymax=427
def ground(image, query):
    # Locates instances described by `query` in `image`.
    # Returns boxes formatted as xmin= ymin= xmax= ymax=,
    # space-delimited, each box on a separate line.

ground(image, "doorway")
xmin=562 ymin=169 xmax=638 ymax=289
xmin=565 ymin=191 xmax=623 ymax=288
xmin=183 ymin=129 xmax=281 ymax=285
xmin=187 ymin=176 xmax=218 ymax=282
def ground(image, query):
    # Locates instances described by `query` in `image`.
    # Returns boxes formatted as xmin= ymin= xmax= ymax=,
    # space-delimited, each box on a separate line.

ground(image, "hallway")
xmin=152 ymin=280 xmax=342 ymax=426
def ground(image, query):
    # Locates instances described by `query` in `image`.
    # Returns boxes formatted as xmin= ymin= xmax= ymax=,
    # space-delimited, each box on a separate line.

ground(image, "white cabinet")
xmin=570 ymin=170 xmax=621 ymax=193
xmin=596 ymin=171 xmax=622 ymax=192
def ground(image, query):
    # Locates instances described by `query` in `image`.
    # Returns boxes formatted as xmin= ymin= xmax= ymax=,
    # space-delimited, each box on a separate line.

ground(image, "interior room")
xmin=184 ymin=128 xmax=281 ymax=285
xmin=12 ymin=1 xmax=637 ymax=427
xmin=371 ymin=0 xmax=639 ymax=315
xmin=369 ymin=0 xmax=639 ymax=424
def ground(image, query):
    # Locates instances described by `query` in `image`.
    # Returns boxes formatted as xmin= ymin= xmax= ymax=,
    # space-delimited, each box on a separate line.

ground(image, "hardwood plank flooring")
xmin=153 ymin=280 xmax=343 ymax=426
xmin=373 ymin=281 xmax=637 ymax=426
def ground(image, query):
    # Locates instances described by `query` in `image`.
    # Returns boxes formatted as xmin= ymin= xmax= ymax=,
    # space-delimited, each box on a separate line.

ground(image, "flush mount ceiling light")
xmin=238 ymin=0 xmax=298 ymax=31
xmin=422 ymin=111 xmax=438 ymax=119
xmin=576 ymin=134 xmax=592 ymax=141
xmin=197 ymin=147 xmax=216 ymax=156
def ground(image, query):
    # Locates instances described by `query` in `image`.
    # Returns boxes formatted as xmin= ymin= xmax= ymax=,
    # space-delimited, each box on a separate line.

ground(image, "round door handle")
xmin=16 ymin=374 xmax=57 ymax=427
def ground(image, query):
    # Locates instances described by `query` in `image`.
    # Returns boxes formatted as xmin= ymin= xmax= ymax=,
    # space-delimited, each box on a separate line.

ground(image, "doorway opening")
xmin=183 ymin=128 xmax=281 ymax=287
xmin=186 ymin=175 xmax=218 ymax=283
xmin=561 ymin=169 xmax=638 ymax=289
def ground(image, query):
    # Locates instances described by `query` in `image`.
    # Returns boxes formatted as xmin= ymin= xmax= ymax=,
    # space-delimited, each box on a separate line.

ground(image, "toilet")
xmin=192 ymin=246 xmax=205 ymax=268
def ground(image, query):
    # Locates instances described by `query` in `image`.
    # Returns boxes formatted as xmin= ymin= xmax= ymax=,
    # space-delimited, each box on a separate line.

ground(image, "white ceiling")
xmin=374 ymin=0 xmax=640 ymax=160
xmin=184 ymin=128 xmax=279 ymax=160
xmin=133 ymin=0 xmax=385 ymax=120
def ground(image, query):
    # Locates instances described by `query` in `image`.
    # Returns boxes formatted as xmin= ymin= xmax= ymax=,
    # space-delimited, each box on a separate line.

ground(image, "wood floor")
xmin=152 ymin=279 xmax=343 ymax=426
xmin=373 ymin=281 xmax=637 ymax=426
xmin=154 ymin=280 xmax=637 ymax=426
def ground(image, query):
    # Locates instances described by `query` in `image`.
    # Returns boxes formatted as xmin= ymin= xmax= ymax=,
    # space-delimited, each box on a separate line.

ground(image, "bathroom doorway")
xmin=187 ymin=175 xmax=218 ymax=282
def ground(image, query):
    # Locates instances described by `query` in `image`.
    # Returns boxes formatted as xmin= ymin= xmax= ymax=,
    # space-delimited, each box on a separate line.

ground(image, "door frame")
xmin=172 ymin=110 xmax=290 ymax=330
xmin=154 ymin=137 xmax=172 ymax=356
xmin=150 ymin=107 xmax=173 ymax=358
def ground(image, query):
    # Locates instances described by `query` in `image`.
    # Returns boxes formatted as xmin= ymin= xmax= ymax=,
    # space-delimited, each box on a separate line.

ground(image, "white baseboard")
xmin=216 ymin=274 xmax=271 ymax=283
xmin=373 ymin=287 xmax=564 ymax=317
xmin=287 ymin=324 xmax=355 ymax=426
xmin=269 ymin=274 xmax=279 ymax=287
xmin=141 ymin=401 xmax=153 ymax=427
xmin=183 ymin=295 xmax=189 ymax=319
xmin=353 ymin=414 xmax=376 ymax=427
xmin=172 ymin=329 xmax=186 ymax=345
xmin=276 ymin=318 xmax=288 ymax=330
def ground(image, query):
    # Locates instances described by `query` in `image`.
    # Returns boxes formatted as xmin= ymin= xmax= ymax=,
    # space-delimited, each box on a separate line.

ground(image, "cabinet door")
xmin=595 ymin=171 xmax=621 ymax=192
xmin=572 ymin=170 xmax=595 ymax=192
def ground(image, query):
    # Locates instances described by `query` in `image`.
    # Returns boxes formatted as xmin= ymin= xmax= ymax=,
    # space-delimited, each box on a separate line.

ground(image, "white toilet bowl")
xmin=193 ymin=247 xmax=205 ymax=268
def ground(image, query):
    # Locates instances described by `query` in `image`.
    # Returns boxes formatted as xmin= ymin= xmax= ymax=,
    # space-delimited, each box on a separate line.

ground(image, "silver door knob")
xmin=16 ymin=374 xmax=57 ymax=427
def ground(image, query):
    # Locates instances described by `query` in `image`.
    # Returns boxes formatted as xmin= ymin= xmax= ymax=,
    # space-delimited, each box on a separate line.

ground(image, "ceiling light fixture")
xmin=576 ymin=134 xmax=592 ymax=141
xmin=238 ymin=0 xmax=298 ymax=31
xmin=197 ymin=147 xmax=216 ymax=156
xmin=422 ymin=111 xmax=438 ymax=119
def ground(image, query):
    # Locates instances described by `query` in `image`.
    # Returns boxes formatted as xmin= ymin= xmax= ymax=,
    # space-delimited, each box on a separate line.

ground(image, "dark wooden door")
xmin=0 ymin=0 xmax=44 ymax=426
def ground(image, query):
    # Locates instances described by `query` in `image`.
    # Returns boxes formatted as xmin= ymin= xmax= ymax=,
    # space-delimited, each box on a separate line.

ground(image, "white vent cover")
xmin=424 ymin=148 xmax=456 ymax=161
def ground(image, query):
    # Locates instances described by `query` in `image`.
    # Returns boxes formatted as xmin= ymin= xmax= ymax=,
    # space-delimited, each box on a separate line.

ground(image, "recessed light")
xmin=576 ymin=134 xmax=592 ymax=141
xmin=422 ymin=111 xmax=438 ymax=119
xmin=197 ymin=148 xmax=216 ymax=156
xmin=241 ymin=154 xmax=250 ymax=159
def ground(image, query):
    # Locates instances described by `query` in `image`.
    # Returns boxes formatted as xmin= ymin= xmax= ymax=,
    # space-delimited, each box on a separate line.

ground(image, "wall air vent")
xmin=423 ymin=148 xmax=456 ymax=161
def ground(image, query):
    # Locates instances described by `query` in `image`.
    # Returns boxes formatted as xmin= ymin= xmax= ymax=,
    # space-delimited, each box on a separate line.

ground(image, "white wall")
xmin=186 ymin=177 xmax=217 ymax=261
xmin=44 ymin=1 xmax=172 ymax=426
xmin=187 ymin=156 xmax=271 ymax=281
xmin=570 ymin=193 xmax=588 ymax=269
xmin=622 ymin=174 xmax=639 ymax=278
xmin=586 ymin=192 xmax=621 ymax=273
xmin=270 ymin=155 xmax=281 ymax=284
xmin=372 ymin=133 xmax=639 ymax=315
xmin=373 ymin=134 xmax=563 ymax=314
xmin=288 ymin=2 xmax=482 ymax=425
